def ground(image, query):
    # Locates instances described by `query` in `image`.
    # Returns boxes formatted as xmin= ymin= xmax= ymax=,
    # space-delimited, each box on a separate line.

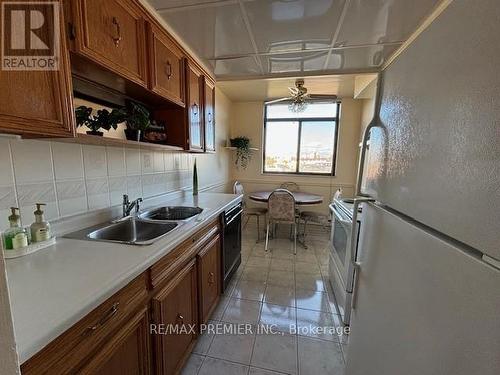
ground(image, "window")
xmin=263 ymin=101 xmax=340 ymax=175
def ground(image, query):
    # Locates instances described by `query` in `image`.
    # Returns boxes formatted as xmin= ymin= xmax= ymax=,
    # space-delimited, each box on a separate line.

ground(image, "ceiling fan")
xmin=265 ymin=78 xmax=338 ymax=112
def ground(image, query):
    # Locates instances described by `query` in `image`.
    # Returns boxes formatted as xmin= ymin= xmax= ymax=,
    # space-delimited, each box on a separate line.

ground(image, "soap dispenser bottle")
xmin=3 ymin=207 xmax=28 ymax=250
xmin=30 ymin=203 xmax=51 ymax=243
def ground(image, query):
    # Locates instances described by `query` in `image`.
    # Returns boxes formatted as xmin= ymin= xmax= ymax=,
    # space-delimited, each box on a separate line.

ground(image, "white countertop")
xmin=5 ymin=192 xmax=242 ymax=364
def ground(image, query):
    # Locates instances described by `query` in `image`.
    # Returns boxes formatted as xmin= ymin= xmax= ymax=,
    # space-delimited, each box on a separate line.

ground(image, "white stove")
xmin=328 ymin=198 xmax=363 ymax=325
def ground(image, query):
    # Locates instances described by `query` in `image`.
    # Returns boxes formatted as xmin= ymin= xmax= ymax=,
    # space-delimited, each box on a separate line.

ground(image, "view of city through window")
xmin=263 ymin=102 xmax=340 ymax=175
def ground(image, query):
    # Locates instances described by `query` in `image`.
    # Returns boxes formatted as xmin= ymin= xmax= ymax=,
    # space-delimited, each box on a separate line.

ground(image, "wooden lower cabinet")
xmin=198 ymin=235 xmax=221 ymax=323
xmin=21 ymin=219 xmax=223 ymax=375
xmin=152 ymin=259 xmax=198 ymax=375
xmin=78 ymin=308 xmax=151 ymax=375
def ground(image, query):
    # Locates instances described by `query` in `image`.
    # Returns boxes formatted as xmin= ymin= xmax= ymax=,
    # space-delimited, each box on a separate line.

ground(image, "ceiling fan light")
xmin=288 ymin=100 xmax=308 ymax=113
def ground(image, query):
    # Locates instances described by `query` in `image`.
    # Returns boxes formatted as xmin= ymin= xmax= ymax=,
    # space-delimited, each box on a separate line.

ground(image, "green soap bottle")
xmin=3 ymin=207 xmax=28 ymax=250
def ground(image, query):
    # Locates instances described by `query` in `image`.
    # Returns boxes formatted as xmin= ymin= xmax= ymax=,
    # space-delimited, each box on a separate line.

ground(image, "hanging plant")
xmin=75 ymin=106 xmax=126 ymax=136
xmin=230 ymin=136 xmax=252 ymax=169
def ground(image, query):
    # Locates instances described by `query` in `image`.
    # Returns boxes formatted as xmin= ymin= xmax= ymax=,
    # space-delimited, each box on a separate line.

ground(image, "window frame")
xmin=262 ymin=101 xmax=341 ymax=176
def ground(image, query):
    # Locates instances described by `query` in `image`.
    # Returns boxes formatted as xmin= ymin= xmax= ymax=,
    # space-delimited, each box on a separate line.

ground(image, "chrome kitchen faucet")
xmin=122 ymin=194 xmax=143 ymax=217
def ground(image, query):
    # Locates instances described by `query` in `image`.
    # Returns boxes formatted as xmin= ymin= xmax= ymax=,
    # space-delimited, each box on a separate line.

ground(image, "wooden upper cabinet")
xmin=197 ymin=235 xmax=221 ymax=323
xmin=71 ymin=0 xmax=147 ymax=87
xmin=0 ymin=0 xmax=75 ymax=137
xmin=186 ymin=63 xmax=204 ymax=151
xmin=147 ymin=23 xmax=185 ymax=106
xmin=204 ymin=78 xmax=216 ymax=152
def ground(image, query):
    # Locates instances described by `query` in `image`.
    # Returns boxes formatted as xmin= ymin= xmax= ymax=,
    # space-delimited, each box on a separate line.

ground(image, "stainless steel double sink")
xmin=64 ymin=206 xmax=203 ymax=245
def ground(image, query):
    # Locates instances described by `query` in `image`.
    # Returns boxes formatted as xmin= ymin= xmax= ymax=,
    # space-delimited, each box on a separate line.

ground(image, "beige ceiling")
xmin=217 ymin=74 xmax=370 ymax=102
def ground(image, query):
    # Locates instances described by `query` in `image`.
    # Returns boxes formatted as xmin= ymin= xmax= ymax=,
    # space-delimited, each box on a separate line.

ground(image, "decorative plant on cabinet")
xmin=75 ymin=106 xmax=126 ymax=136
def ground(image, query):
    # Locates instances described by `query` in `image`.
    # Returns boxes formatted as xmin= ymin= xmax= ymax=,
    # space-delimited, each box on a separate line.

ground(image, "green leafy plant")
xmin=75 ymin=106 xmax=126 ymax=134
xmin=230 ymin=136 xmax=252 ymax=169
xmin=125 ymin=101 xmax=151 ymax=131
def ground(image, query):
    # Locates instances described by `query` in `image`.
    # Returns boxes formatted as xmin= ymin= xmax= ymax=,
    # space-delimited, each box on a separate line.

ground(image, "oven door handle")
xmin=349 ymin=197 xmax=375 ymax=306
xmin=225 ymin=210 xmax=243 ymax=226
xmin=332 ymin=205 xmax=352 ymax=227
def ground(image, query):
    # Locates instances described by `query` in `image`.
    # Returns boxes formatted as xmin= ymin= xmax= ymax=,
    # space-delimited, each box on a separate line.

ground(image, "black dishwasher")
xmin=221 ymin=203 xmax=242 ymax=291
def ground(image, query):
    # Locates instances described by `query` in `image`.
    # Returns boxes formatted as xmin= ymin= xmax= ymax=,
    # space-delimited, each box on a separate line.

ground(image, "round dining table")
xmin=248 ymin=190 xmax=324 ymax=205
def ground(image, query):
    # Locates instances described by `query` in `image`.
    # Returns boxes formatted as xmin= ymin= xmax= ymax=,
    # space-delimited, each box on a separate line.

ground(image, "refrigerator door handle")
xmin=349 ymin=197 xmax=375 ymax=307
xmin=355 ymin=72 xmax=382 ymax=197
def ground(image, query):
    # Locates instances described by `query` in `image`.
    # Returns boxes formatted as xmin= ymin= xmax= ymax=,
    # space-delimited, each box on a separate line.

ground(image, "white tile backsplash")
xmin=106 ymin=147 xmax=126 ymax=177
xmin=154 ymin=151 xmax=165 ymax=172
xmin=141 ymin=151 xmax=154 ymax=174
xmin=0 ymin=139 xmax=196 ymax=230
xmin=125 ymin=148 xmax=141 ymax=175
xmin=86 ymin=177 xmax=110 ymax=210
xmin=164 ymin=152 xmax=174 ymax=171
xmin=0 ymin=185 xmax=16 ymax=210
xmin=0 ymin=139 xmax=15 ymax=186
xmin=83 ymin=145 xmax=107 ymax=178
xmin=11 ymin=140 xmax=54 ymax=184
xmin=52 ymin=142 xmax=84 ymax=180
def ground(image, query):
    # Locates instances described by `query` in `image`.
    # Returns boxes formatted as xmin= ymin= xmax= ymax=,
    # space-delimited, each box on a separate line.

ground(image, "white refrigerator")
xmin=345 ymin=1 xmax=500 ymax=374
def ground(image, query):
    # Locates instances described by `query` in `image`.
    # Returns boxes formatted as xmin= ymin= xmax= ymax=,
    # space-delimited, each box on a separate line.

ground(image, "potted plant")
xmin=75 ymin=106 xmax=126 ymax=136
xmin=124 ymin=101 xmax=151 ymax=141
xmin=230 ymin=136 xmax=252 ymax=169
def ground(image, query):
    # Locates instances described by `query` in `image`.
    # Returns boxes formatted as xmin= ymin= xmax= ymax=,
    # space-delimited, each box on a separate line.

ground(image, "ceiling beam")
xmin=207 ymin=41 xmax=403 ymax=61
xmin=323 ymin=0 xmax=351 ymax=70
xmin=237 ymin=0 xmax=264 ymax=74
xmin=216 ymin=67 xmax=380 ymax=82
xmin=155 ymin=0 xmax=257 ymax=13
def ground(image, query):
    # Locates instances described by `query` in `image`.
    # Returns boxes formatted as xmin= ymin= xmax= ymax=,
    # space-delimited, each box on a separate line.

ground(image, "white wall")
xmin=229 ymin=99 xmax=363 ymax=213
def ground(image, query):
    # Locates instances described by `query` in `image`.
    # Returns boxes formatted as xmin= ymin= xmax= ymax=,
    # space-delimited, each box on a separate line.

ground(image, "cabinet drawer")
xmin=198 ymin=234 xmax=221 ymax=323
xmin=78 ymin=307 xmax=151 ymax=375
xmin=150 ymin=219 xmax=220 ymax=289
xmin=21 ymin=273 xmax=148 ymax=374
xmin=147 ymin=23 xmax=185 ymax=106
xmin=72 ymin=0 xmax=147 ymax=86
xmin=152 ymin=259 xmax=198 ymax=375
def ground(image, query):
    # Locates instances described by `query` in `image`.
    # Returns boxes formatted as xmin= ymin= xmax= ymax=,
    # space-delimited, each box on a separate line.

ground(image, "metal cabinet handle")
xmin=112 ymin=17 xmax=122 ymax=47
xmin=207 ymin=112 xmax=212 ymax=123
xmin=192 ymin=103 xmax=198 ymax=116
xmin=165 ymin=61 xmax=172 ymax=80
xmin=82 ymin=302 xmax=120 ymax=337
xmin=208 ymin=272 xmax=215 ymax=285
xmin=176 ymin=313 xmax=184 ymax=325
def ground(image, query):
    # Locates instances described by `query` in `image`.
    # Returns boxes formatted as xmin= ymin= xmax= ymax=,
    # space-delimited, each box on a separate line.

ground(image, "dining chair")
xmin=265 ymin=189 xmax=297 ymax=254
xmin=298 ymin=210 xmax=329 ymax=248
xmin=279 ymin=182 xmax=300 ymax=192
xmin=233 ymin=181 xmax=267 ymax=242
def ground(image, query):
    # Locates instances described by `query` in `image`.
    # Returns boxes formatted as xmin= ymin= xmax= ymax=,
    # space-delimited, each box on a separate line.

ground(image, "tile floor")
xmin=181 ymin=223 xmax=347 ymax=375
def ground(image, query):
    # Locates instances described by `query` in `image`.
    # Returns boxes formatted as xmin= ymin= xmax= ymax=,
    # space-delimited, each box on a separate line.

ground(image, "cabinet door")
xmin=186 ymin=63 xmax=204 ymax=151
xmin=79 ymin=308 xmax=151 ymax=375
xmin=152 ymin=259 xmax=198 ymax=375
xmin=147 ymin=23 xmax=185 ymax=106
xmin=198 ymin=235 xmax=221 ymax=323
xmin=204 ymin=79 xmax=216 ymax=152
xmin=0 ymin=0 xmax=75 ymax=137
xmin=72 ymin=0 xmax=147 ymax=86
